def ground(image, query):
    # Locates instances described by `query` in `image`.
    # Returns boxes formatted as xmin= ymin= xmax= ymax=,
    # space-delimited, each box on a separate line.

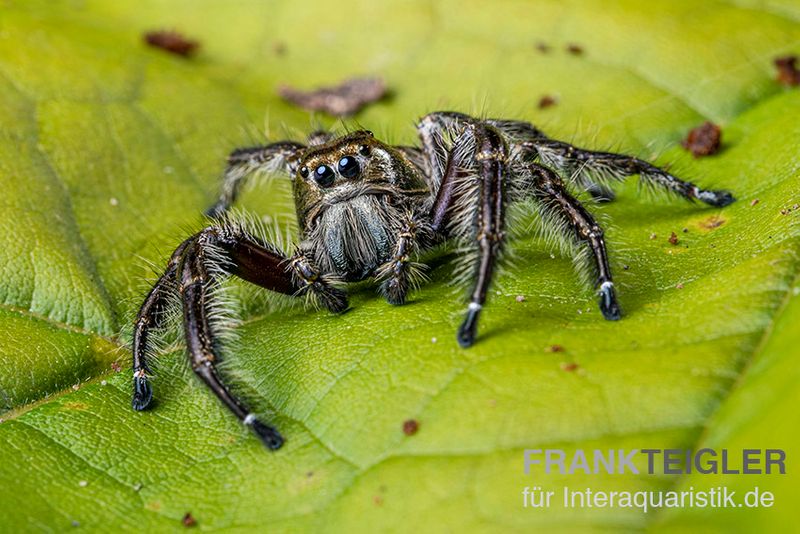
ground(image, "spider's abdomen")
xmin=312 ymin=195 xmax=400 ymax=281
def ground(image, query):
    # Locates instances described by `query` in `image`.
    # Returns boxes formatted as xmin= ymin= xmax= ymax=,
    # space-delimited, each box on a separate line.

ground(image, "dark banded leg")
xmin=457 ymin=126 xmax=508 ymax=348
xmin=132 ymin=238 xmax=193 ymax=411
xmin=178 ymin=231 xmax=293 ymax=449
xmin=529 ymin=163 xmax=621 ymax=321
xmin=206 ymin=141 xmax=304 ymax=218
xmin=526 ymin=139 xmax=735 ymax=207
xmin=132 ymin=224 xmax=343 ymax=449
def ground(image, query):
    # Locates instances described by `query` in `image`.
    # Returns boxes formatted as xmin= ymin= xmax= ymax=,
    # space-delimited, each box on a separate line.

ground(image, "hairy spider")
xmin=132 ymin=111 xmax=735 ymax=449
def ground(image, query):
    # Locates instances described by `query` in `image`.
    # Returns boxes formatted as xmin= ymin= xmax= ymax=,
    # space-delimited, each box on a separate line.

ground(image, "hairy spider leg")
xmin=529 ymin=163 xmax=621 ymax=321
xmin=205 ymin=141 xmax=305 ymax=218
xmin=132 ymin=237 xmax=193 ymax=411
xmin=457 ymin=126 xmax=508 ymax=347
xmin=523 ymin=139 xmax=735 ymax=207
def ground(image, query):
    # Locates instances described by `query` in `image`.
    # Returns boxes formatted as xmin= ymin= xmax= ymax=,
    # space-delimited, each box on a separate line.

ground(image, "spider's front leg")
xmin=206 ymin=141 xmax=304 ymax=218
xmin=132 ymin=222 xmax=347 ymax=449
xmin=527 ymin=163 xmax=621 ymax=321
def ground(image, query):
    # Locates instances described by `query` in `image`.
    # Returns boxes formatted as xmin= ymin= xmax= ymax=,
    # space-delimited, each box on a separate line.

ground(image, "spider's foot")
xmin=132 ymin=374 xmax=153 ymax=411
xmin=380 ymin=277 xmax=408 ymax=306
xmin=318 ymin=285 xmax=349 ymax=313
xmin=696 ymin=189 xmax=735 ymax=207
xmin=598 ymin=281 xmax=621 ymax=321
xmin=246 ymin=416 xmax=284 ymax=450
xmin=587 ymin=183 xmax=616 ymax=203
xmin=457 ymin=303 xmax=482 ymax=348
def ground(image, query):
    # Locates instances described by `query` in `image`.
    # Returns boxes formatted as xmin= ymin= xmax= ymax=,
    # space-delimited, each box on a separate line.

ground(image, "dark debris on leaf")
xmin=278 ymin=77 xmax=387 ymax=116
xmin=774 ymin=55 xmax=800 ymax=87
xmin=181 ymin=513 xmax=197 ymax=528
xmin=682 ymin=121 xmax=721 ymax=158
xmin=144 ymin=30 xmax=199 ymax=58
xmin=566 ymin=43 xmax=584 ymax=55
xmin=402 ymin=419 xmax=419 ymax=436
xmin=538 ymin=95 xmax=558 ymax=109
xmin=668 ymin=232 xmax=679 ymax=245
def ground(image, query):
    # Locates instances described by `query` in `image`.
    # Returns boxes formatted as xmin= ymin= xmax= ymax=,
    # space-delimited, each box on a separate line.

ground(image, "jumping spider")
xmin=132 ymin=111 xmax=734 ymax=449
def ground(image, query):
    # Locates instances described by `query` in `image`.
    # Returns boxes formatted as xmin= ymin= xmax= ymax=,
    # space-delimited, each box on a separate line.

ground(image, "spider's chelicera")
xmin=132 ymin=112 xmax=735 ymax=449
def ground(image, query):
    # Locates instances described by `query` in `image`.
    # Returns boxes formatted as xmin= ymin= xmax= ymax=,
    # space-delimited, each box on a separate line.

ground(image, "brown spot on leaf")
xmin=278 ymin=77 xmax=387 ymax=116
xmin=676 ymin=283 xmax=684 ymax=289
xmin=535 ymin=41 xmax=551 ymax=53
xmin=373 ymin=495 xmax=384 ymax=506
xmin=682 ymin=121 xmax=721 ymax=157
xmin=668 ymin=232 xmax=679 ymax=245
xmin=144 ymin=30 xmax=199 ymax=57
xmin=561 ymin=362 xmax=579 ymax=372
xmin=700 ymin=215 xmax=726 ymax=230
xmin=111 ymin=361 xmax=122 ymax=373
xmin=402 ymin=419 xmax=419 ymax=436
xmin=774 ymin=55 xmax=800 ymax=86
xmin=750 ymin=198 xmax=760 ymax=206
xmin=545 ymin=344 xmax=565 ymax=353
xmin=181 ymin=513 xmax=197 ymax=527
xmin=538 ymin=95 xmax=557 ymax=109
xmin=566 ymin=43 xmax=583 ymax=55
xmin=273 ymin=41 xmax=287 ymax=56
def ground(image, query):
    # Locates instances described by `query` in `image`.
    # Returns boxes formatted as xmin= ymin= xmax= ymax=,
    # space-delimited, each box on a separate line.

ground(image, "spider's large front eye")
xmin=338 ymin=156 xmax=360 ymax=178
xmin=314 ymin=164 xmax=335 ymax=187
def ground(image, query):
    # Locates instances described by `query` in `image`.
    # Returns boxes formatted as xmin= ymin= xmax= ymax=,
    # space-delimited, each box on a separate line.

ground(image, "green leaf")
xmin=1 ymin=0 xmax=799 ymax=531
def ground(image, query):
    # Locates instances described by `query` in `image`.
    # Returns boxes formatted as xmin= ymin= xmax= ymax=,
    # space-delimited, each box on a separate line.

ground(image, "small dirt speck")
xmin=111 ymin=361 xmax=122 ymax=373
xmin=273 ymin=41 xmax=287 ymax=56
xmin=676 ymin=283 xmax=684 ymax=289
xmin=78 ymin=480 xmax=88 ymax=487
xmin=278 ymin=77 xmax=387 ymax=116
xmin=535 ymin=41 xmax=550 ymax=53
xmin=71 ymin=383 xmax=80 ymax=391
xmin=71 ymin=520 xmax=80 ymax=528
xmin=538 ymin=95 xmax=557 ymax=109
xmin=133 ymin=483 xmax=143 ymax=492
xmin=109 ymin=197 xmax=119 ymax=206
xmin=566 ymin=43 xmax=584 ymax=55
xmin=144 ymin=30 xmax=199 ymax=57
xmin=649 ymin=233 xmax=657 ymax=240
xmin=750 ymin=198 xmax=760 ymax=207
xmin=682 ymin=227 xmax=689 ymax=233
xmin=431 ymin=337 xmax=437 ymax=343
xmin=622 ymin=264 xmax=630 ymax=270
xmin=545 ymin=344 xmax=565 ymax=353
xmin=306 ymin=471 xmax=314 ymax=478
xmin=682 ymin=122 xmax=721 ymax=157
xmin=668 ymin=232 xmax=679 ymax=245
xmin=774 ymin=55 xmax=800 ymax=86
xmin=515 ymin=295 xmax=526 ymax=302
xmin=402 ymin=419 xmax=419 ymax=436
xmin=182 ymin=513 xmax=197 ymax=528
xmin=561 ymin=362 xmax=579 ymax=372
xmin=373 ymin=495 xmax=384 ymax=506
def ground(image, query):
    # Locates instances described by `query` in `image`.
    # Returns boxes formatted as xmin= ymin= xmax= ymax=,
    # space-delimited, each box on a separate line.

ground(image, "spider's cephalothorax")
xmin=132 ymin=112 xmax=735 ymax=449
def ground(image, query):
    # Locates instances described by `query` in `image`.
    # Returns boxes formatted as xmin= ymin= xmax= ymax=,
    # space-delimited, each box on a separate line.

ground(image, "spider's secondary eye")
xmin=358 ymin=144 xmax=370 ymax=156
xmin=314 ymin=164 xmax=335 ymax=187
xmin=299 ymin=166 xmax=309 ymax=178
xmin=338 ymin=156 xmax=360 ymax=178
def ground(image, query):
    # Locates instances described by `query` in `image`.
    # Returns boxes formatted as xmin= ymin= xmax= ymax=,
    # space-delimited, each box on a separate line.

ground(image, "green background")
xmin=0 ymin=0 xmax=799 ymax=531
